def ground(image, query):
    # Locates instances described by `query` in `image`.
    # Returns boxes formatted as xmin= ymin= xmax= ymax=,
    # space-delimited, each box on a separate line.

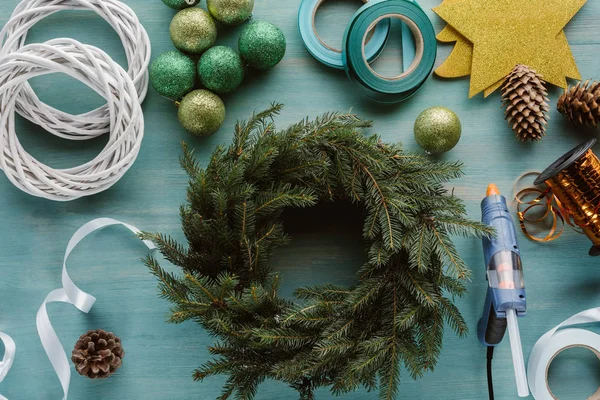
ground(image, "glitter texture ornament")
xmin=238 ymin=20 xmax=286 ymax=70
xmin=150 ymin=51 xmax=196 ymax=99
xmin=207 ymin=0 xmax=254 ymax=26
xmin=170 ymin=8 xmax=217 ymax=54
xmin=161 ymin=0 xmax=200 ymax=10
xmin=178 ymin=90 xmax=226 ymax=136
xmin=414 ymin=107 xmax=462 ymax=154
xmin=198 ymin=46 xmax=244 ymax=94
xmin=433 ymin=0 xmax=585 ymax=97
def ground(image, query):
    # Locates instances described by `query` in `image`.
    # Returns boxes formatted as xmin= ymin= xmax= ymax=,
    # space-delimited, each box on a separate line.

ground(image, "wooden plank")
xmin=1 ymin=0 xmax=599 ymax=398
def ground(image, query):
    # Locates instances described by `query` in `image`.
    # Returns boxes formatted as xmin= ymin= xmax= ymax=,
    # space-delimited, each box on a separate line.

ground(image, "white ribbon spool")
xmin=528 ymin=307 xmax=600 ymax=399
xmin=0 ymin=39 xmax=144 ymax=201
xmin=0 ymin=0 xmax=151 ymax=140
xmin=0 ymin=218 xmax=155 ymax=400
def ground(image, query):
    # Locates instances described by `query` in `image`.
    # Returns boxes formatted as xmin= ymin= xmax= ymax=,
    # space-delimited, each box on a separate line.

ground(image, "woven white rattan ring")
xmin=0 ymin=0 xmax=150 ymax=140
xmin=0 ymin=39 xmax=144 ymax=201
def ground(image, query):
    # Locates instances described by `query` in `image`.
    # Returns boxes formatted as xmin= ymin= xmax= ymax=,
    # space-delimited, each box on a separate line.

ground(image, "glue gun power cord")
xmin=487 ymin=346 xmax=495 ymax=400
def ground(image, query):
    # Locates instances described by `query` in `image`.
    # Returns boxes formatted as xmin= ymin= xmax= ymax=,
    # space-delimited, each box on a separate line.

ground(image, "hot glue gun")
xmin=478 ymin=184 xmax=528 ymax=399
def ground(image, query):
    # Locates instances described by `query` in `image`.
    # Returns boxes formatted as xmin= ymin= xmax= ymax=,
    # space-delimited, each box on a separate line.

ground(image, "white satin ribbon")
xmin=0 ymin=332 xmax=16 ymax=400
xmin=1 ymin=218 xmax=155 ymax=400
xmin=528 ymin=307 xmax=600 ymax=399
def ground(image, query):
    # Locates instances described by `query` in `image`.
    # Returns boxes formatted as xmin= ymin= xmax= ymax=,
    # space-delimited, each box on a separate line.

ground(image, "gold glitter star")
xmin=434 ymin=0 xmax=472 ymax=79
xmin=434 ymin=0 xmax=586 ymax=98
xmin=435 ymin=25 xmax=471 ymax=78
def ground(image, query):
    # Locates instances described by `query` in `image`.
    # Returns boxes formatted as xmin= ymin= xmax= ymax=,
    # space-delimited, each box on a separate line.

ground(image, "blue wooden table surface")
xmin=1 ymin=0 xmax=599 ymax=398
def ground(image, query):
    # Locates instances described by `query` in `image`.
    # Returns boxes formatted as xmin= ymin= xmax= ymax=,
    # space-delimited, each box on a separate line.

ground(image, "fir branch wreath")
xmin=142 ymin=104 xmax=491 ymax=400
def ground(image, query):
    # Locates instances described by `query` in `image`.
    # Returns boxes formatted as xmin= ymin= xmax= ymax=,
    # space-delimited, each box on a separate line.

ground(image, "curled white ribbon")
xmin=528 ymin=307 xmax=600 ymax=399
xmin=0 ymin=332 xmax=16 ymax=400
xmin=1 ymin=218 xmax=155 ymax=400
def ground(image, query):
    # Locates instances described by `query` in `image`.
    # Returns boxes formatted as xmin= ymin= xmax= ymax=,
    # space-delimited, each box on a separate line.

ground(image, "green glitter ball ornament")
xmin=207 ymin=0 xmax=254 ymax=25
xmin=238 ymin=20 xmax=286 ymax=70
xmin=170 ymin=8 xmax=217 ymax=54
xmin=178 ymin=90 xmax=226 ymax=136
xmin=414 ymin=107 xmax=462 ymax=155
xmin=198 ymin=46 xmax=244 ymax=94
xmin=161 ymin=0 xmax=200 ymax=10
xmin=150 ymin=51 xmax=196 ymax=99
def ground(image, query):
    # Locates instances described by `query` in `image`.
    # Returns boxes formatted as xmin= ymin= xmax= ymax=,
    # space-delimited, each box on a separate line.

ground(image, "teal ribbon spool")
xmin=342 ymin=0 xmax=437 ymax=103
xmin=298 ymin=0 xmax=391 ymax=70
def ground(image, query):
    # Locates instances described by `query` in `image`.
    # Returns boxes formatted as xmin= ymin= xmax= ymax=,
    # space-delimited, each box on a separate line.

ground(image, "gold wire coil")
xmin=516 ymin=139 xmax=600 ymax=256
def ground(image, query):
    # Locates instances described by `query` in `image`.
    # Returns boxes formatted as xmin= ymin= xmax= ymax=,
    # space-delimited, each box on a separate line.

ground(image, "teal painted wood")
xmin=0 ymin=0 xmax=599 ymax=398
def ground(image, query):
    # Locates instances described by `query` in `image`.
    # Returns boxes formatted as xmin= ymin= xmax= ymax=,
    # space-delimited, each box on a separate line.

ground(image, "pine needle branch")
xmin=148 ymin=106 xmax=489 ymax=400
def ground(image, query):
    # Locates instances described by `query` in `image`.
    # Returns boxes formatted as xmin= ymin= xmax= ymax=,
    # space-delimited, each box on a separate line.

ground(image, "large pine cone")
xmin=71 ymin=329 xmax=124 ymax=379
xmin=501 ymin=64 xmax=550 ymax=141
xmin=557 ymin=80 xmax=600 ymax=127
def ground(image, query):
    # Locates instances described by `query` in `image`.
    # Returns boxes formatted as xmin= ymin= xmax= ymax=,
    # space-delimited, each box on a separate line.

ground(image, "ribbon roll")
xmin=0 ymin=218 xmax=154 ymax=400
xmin=0 ymin=332 xmax=15 ymax=400
xmin=528 ymin=308 xmax=600 ymax=399
xmin=342 ymin=0 xmax=437 ymax=103
xmin=298 ymin=0 xmax=391 ymax=69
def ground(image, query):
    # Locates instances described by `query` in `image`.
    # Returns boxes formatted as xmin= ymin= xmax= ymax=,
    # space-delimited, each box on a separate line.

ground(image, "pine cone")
xmin=557 ymin=80 xmax=600 ymax=127
xmin=71 ymin=329 xmax=124 ymax=379
xmin=501 ymin=64 xmax=550 ymax=141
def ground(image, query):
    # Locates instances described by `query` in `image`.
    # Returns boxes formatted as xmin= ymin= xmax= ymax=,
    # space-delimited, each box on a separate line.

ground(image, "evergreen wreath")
xmin=143 ymin=104 xmax=491 ymax=400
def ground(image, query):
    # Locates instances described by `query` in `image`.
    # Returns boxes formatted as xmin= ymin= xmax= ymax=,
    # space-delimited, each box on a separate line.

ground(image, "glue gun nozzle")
xmin=486 ymin=184 xmax=500 ymax=197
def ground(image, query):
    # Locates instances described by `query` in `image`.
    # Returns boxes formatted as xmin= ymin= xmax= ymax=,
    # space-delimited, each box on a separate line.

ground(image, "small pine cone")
xmin=501 ymin=64 xmax=550 ymax=141
xmin=557 ymin=80 xmax=600 ymax=127
xmin=71 ymin=329 xmax=124 ymax=379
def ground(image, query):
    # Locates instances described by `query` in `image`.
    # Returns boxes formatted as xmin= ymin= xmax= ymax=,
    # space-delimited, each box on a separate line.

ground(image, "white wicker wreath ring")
xmin=0 ymin=0 xmax=150 ymax=140
xmin=0 ymin=39 xmax=144 ymax=201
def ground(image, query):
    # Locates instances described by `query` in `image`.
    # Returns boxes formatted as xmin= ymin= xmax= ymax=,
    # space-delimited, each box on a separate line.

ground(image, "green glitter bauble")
xmin=238 ymin=20 xmax=286 ymax=70
xmin=150 ymin=51 xmax=196 ymax=99
xmin=178 ymin=90 xmax=226 ymax=136
xmin=207 ymin=0 xmax=254 ymax=25
xmin=198 ymin=46 xmax=244 ymax=94
xmin=170 ymin=8 xmax=217 ymax=54
xmin=161 ymin=0 xmax=200 ymax=10
xmin=414 ymin=107 xmax=462 ymax=155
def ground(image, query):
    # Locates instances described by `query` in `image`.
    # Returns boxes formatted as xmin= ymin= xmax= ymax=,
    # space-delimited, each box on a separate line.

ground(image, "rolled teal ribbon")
xmin=298 ymin=0 xmax=390 ymax=69
xmin=343 ymin=0 xmax=436 ymax=103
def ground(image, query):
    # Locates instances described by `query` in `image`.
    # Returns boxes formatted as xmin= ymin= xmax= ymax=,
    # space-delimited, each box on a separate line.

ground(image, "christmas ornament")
xmin=414 ymin=106 xmax=462 ymax=154
xmin=207 ymin=0 xmax=254 ymax=26
xmin=178 ymin=90 xmax=226 ymax=136
xmin=162 ymin=0 xmax=200 ymax=10
xmin=238 ymin=20 xmax=286 ymax=70
xmin=198 ymin=46 xmax=245 ymax=94
xmin=433 ymin=0 xmax=585 ymax=97
xmin=170 ymin=8 xmax=217 ymax=54
xmin=557 ymin=80 xmax=600 ymax=127
xmin=150 ymin=51 xmax=197 ymax=100
xmin=0 ymin=0 xmax=150 ymax=140
xmin=501 ymin=65 xmax=550 ymax=142
xmin=72 ymin=329 xmax=125 ymax=379
xmin=0 ymin=39 xmax=144 ymax=201
xmin=144 ymin=105 xmax=490 ymax=400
